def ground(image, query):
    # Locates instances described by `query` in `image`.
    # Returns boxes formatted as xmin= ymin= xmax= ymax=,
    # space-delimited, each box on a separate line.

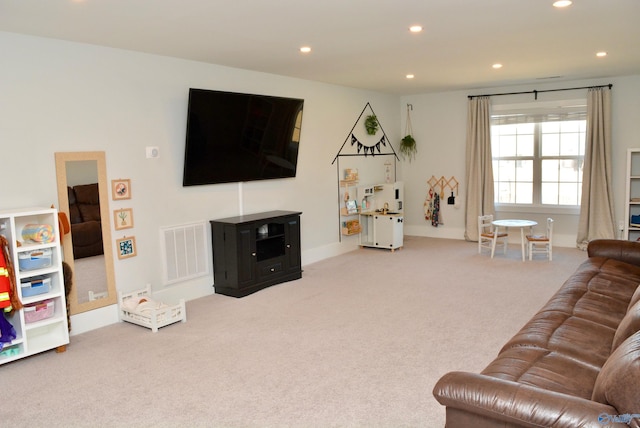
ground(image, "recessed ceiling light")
xmin=406 ymin=74 xmax=415 ymax=79
xmin=553 ymin=1 xmax=572 ymax=8
xmin=596 ymin=51 xmax=608 ymax=57
xmin=409 ymin=25 xmax=423 ymax=33
xmin=299 ymin=46 xmax=311 ymax=53
xmin=492 ymin=63 xmax=503 ymax=69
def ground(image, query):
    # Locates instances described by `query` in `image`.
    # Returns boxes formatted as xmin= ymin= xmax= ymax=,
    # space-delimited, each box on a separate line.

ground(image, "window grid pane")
xmin=492 ymin=113 xmax=585 ymax=207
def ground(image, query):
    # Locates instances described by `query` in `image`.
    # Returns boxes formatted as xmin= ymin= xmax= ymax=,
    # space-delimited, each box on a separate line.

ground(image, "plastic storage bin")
xmin=18 ymin=248 xmax=52 ymax=271
xmin=23 ymin=299 xmax=55 ymax=323
xmin=20 ymin=276 xmax=51 ymax=298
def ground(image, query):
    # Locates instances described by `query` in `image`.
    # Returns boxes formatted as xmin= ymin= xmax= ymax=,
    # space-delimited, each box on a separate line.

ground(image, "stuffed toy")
xmin=62 ymin=261 xmax=73 ymax=332
xmin=0 ymin=235 xmax=21 ymax=348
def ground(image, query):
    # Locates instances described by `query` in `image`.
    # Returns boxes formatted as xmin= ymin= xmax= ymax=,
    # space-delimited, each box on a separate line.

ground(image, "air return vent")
xmin=160 ymin=221 xmax=209 ymax=285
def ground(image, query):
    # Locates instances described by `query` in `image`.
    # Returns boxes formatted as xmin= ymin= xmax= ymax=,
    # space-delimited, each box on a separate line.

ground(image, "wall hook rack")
xmin=427 ymin=175 xmax=459 ymax=198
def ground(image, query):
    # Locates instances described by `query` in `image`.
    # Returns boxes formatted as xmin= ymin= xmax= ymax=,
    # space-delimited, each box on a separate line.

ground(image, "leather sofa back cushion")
xmin=73 ymin=183 xmax=101 ymax=222
xmin=67 ymin=187 xmax=83 ymax=224
xmin=592 ymin=330 xmax=640 ymax=415
xmin=612 ymin=300 xmax=640 ymax=352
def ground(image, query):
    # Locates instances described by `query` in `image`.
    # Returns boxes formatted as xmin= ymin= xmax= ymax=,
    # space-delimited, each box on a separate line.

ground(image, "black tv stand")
xmin=210 ymin=210 xmax=302 ymax=297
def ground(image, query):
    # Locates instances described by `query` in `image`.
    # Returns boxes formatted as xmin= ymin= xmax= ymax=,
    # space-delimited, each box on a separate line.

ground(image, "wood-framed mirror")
xmin=55 ymin=151 xmax=117 ymax=314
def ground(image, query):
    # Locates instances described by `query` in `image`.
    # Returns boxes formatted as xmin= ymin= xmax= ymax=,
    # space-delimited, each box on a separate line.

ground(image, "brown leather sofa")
xmin=433 ymin=239 xmax=640 ymax=428
xmin=68 ymin=183 xmax=104 ymax=259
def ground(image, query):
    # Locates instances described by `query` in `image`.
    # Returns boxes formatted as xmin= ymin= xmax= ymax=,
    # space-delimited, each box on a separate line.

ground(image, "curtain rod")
xmin=468 ymin=83 xmax=612 ymax=100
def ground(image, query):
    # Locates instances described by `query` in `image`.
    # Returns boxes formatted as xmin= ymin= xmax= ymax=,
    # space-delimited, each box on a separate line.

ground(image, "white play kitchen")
xmin=357 ymin=182 xmax=404 ymax=251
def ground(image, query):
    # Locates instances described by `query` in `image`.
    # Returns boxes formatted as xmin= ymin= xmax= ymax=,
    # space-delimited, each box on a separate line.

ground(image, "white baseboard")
xmin=301 ymin=240 xmax=359 ymax=266
xmin=70 ymin=304 xmax=119 ymax=336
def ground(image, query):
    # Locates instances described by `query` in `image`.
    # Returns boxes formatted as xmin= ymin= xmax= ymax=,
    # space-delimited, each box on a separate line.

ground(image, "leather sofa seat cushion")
xmin=592 ymin=331 xmax=640 ymax=422
xmin=70 ymin=221 xmax=101 ymax=247
xmin=481 ymin=346 xmax=600 ymax=399
xmin=538 ymin=259 xmax=640 ymax=328
xmin=578 ymin=259 xmax=640 ymax=300
xmin=70 ymin=222 xmax=103 ymax=259
xmin=500 ymin=310 xmax=615 ymax=368
xmin=612 ymin=299 xmax=640 ymax=351
xmin=598 ymin=256 xmax=640 ymax=281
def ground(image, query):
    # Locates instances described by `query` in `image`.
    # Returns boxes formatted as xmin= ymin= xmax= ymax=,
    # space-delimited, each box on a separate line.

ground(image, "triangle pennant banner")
xmin=350 ymin=134 xmax=389 ymax=157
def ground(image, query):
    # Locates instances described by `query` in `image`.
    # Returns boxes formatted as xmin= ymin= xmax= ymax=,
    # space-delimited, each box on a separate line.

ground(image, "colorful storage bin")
xmin=18 ymin=248 xmax=52 ymax=271
xmin=24 ymin=299 xmax=55 ymax=323
xmin=20 ymin=276 xmax=51 ymax=298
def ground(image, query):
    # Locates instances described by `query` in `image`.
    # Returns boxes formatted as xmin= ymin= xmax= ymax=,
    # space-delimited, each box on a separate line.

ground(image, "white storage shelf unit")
xmin=0 ymin=207 xmax=69 ymax=365
xmin=625 ymin=149 xmax=640 ymax=241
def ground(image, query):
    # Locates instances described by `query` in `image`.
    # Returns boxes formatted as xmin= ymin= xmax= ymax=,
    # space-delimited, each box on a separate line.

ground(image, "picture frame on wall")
xmin=113 ymin=208 xmax=134 ymax=230
xmin=116 ymin=236 xmax=137 ymax=259
xmin=112 ymin=179 xmax=131 ymax=200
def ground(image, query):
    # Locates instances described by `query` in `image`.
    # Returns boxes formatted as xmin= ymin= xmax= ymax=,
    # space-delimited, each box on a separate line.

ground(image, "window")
xmin=491 ymin=104 xmax=586 ymax=208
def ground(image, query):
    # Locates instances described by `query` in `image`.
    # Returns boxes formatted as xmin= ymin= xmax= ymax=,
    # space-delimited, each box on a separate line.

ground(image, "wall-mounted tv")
xmin=183 ymin=88 xmax=304 ymax=186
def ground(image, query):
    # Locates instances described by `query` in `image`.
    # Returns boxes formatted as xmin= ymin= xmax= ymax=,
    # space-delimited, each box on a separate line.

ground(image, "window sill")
xmin=495 ymin=204 xmax=580 ymax=216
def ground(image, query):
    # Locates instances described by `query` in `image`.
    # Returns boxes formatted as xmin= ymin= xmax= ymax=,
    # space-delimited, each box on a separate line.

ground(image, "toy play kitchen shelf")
xmin=359 ymin=212 xmax=404 ymax=251
xmin=357 ymin=182 xmax=404 ymax=251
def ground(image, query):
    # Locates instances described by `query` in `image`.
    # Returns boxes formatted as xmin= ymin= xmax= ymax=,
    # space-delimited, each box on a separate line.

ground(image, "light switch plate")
xmin=146 ymin=146 xmax=159 ymax=158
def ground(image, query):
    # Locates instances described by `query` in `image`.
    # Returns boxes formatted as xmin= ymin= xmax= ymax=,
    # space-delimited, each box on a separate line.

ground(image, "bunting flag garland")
xmin=350 ymin=134 xmax=387 ymax=156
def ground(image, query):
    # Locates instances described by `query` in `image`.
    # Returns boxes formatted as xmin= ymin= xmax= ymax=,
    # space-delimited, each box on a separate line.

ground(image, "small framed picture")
xmin=113 ymin=208 xmax=134 ymax=230
xmin=112 ymin=179 xmax=131 ymax=200
xmin=116 ymin=236 xmax=137 ymax=259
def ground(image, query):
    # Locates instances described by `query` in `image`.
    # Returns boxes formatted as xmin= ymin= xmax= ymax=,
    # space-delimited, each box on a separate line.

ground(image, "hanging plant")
xmin=400 ymin=135 xmax=417 ymax=161
xmin=364 ymin=115 xmax=379 ymax=135
xmin=400 ymin=104 xmax=417 ymax=161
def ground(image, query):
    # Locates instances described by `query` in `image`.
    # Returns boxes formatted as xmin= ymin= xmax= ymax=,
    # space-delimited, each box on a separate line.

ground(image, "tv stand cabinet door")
xmin=285 ymin=216 xmax=301 ymax=274
xmin=236 ymin=226 xmax=257 ymax=287
xmin=210 ymin=222 xmax=256 ymax=292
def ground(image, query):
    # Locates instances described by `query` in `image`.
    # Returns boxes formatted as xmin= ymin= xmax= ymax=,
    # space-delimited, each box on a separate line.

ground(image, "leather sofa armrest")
xmin=433 ymin=371 xmax=626 ymax=428
xmin=588 ymin=239 xmax=640 ymax=266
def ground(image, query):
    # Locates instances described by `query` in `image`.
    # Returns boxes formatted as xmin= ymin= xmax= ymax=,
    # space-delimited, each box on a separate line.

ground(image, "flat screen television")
xmin=183 ymin=88 xmax=304 ymax=186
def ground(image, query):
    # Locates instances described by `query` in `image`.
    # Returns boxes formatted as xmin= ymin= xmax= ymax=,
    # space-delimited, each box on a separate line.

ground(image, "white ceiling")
xmin=1 ymin=0 xmax=639 ymax=95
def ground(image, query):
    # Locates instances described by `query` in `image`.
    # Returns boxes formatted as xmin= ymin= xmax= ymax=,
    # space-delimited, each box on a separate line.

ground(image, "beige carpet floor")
xmin=0 ymin=236 xmax=587 ymax=427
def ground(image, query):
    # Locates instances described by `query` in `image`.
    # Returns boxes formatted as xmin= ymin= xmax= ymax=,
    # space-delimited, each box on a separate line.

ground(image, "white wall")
xmin=0 ymin=32 xmax=400 ymax=333
xmin=400 ymin=75 xmax=640 ymax=247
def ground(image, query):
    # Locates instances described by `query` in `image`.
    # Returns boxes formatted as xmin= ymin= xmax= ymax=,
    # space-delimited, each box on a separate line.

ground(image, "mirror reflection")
xmin=66 ymin=161 xmax=108 ymax=303
xmin=55 ymin=152 xmax=117 ymax=314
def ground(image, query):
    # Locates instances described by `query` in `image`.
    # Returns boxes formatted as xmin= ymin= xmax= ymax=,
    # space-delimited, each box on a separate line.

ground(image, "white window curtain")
xmin=576 ymin=87 xmax=616 ymax=250
xmin=464 ymin=96 xmax=495 ymax=241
